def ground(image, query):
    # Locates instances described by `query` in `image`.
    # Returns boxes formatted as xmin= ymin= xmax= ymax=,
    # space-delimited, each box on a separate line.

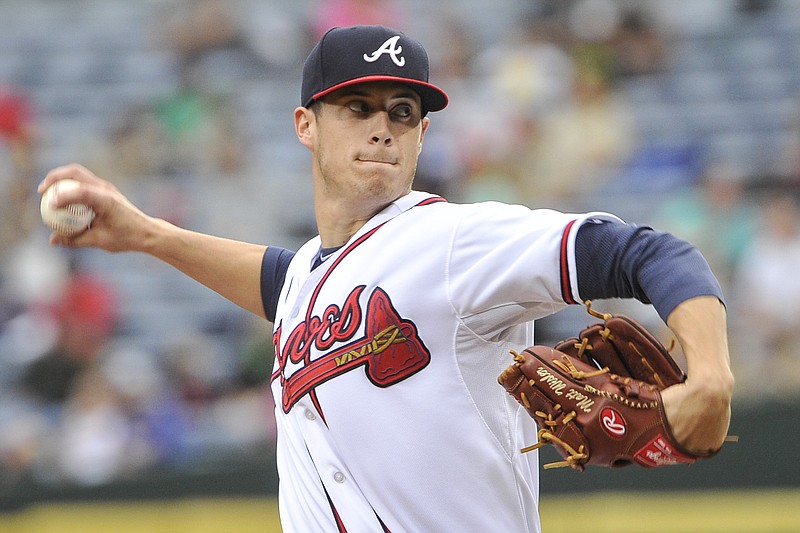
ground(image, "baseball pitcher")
xmin=39 ymin=25 xmax=733 ymax=533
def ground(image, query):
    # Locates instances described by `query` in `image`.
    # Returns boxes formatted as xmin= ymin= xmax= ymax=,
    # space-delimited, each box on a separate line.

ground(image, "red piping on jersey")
xmin=324 ymin=486 xmax=348 ymax=532
xmin=310 ymin=391 xmax=326 ymax=425
xmin=317 ymin=435 xmax=393 ymax=533
xmin=560 ymin=219 xmax=578 ymax=304
xmin=415 ymin=196 xmax=447 ymax=207
xmin=378 ymin=514 xmax=393 ymax=532
xmin=325 ymin=485 xmax=394 ymax=533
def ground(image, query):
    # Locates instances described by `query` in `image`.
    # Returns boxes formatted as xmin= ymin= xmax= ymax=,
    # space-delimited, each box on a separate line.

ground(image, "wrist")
xmin=137 ymin=216 xmax=177 ymax=256
xmin=684 ymin=369 xmax=734 ymax=404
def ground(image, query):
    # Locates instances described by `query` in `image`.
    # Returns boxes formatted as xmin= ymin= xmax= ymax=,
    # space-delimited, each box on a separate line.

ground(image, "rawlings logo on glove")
xmin=498 ymin=301 xmax=724 ymax=471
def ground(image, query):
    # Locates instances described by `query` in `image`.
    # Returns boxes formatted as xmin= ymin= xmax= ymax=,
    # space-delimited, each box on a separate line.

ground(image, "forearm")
xmin=662 ymin=295 xmax=734 ymax=453
xmin=666 ymin=295 xmax=734 ymax=391
xmin=142 ymin=218 xmax=268 ymax=318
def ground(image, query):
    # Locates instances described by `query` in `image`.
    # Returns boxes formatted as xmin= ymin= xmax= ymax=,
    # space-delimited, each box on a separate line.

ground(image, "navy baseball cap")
xmin=301 ymin=25 xmax=449 ymax=115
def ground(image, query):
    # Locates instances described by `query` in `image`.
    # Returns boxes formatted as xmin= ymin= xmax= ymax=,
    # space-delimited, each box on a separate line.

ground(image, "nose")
xmin=369 ymin=112 xmax=393 ymax=146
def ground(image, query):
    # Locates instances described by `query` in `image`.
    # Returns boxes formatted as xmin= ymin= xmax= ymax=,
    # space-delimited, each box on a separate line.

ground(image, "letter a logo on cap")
xmin=363 ymin=35 xmax=406 ymax=67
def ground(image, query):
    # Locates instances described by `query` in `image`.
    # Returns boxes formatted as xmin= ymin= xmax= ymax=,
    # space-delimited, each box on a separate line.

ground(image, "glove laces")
xmin=519 ymin=403 xmax=589 ymax=470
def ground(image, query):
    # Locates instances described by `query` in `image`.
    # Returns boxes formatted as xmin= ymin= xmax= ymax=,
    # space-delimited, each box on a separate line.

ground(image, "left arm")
xmin=575 ymin=221 xmax=734 ymax=452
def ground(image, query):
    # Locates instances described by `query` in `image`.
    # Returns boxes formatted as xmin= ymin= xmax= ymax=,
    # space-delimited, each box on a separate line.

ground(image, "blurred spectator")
xmin=737 ymin=0 xmax=777 ymax=14
xmin=0 ymin=238 xmax=67 ymax=373
xmin=514 ymin=62 xmax=636 ymax=208
xmin=160 ymin=0 xmax=271 ymax=87
xmin=150 ymin=0 xmax=260 ymax=183
xmin=426 ymin=16 xmax=476 ymax=85
xmin=0 ymin=79 xmax=68 ymax=383
xmin=101 ymin=344 xmax=192 ymax=468
xmin=730 ymin=192 xmax=800 ymax=398
xmin=162 ymin=327 xmax=275 ymax=456
xmin=610 ymin=8 xmax=669 ymax=78
xmin=453 ymin=15 xmax=574 ymax=204
xmin=472 ymin=15 xmax=574 ymax=119
xmin=653 ymin=162 xmax=758 ymax=288
xmin=0 ymin=392 xmax=49 ymax=486
xmin=211 ymin=316 xmax=278 ymax=450
xmin=21 ymin=272 xmax=119 ymax=406
xmin=153 ymin=84 xmax=246 ymax=176
xmin=567 ymin=0 xmax=620 ymax=85
xmin=461 ymin=2 xmax=641 ymax=208
xmin=310 ymin=0 xmax=407 ymax=40
xmin=777 ymin=94 xmax=800 ymax=186
xmin=0 ymin=83 xmax=38 ymax=256
xmin=0 ymin=83 xmax=36 ymax=176
xmin=414 ymin=12 xmax=479 ymax=198
xmin=0 ymin=83 xmax=55 ymax=384
xmin=164 ymin=0 xmax=240 ymax=66
xmin=91 ymin=104 xmax=173 ymax=183
xmin=164 ymin=330 xmax=235 ymax=409
xmin=56 ymin=364 xmax=132 ymax=485
xmin=0 ymin=269 xmax=119 ymax=485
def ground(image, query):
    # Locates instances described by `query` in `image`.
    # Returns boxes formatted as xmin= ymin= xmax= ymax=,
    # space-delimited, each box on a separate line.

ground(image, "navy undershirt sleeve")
xmin=574 ymin=220 xmax=724 ymax=321
xmin=261 ymin=246 xmax=296 ymax=322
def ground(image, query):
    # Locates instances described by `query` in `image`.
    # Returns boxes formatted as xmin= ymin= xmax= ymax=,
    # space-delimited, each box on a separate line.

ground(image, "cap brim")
xmin=310 ymin=75 xmax=449 ymax=113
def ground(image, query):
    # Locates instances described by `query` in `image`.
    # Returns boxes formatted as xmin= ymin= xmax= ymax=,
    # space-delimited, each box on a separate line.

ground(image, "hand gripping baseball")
xmin=38 ymin=164 xmax=156 ymax=253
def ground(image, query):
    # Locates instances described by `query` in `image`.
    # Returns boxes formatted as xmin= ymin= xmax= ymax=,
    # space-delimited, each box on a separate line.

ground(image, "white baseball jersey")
xmin=270 ymin=191 xmax=619 ymax=532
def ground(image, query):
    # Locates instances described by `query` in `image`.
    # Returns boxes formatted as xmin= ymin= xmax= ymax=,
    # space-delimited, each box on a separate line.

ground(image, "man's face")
xmin=302 ymin=81 xmax=430 ymax=211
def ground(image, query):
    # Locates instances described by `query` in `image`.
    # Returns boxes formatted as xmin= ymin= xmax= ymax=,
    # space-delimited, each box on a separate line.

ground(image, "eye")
xmin=392 ymin=104 xmax=413 ymax=119
xmin=347 ymin=100 xmax=371 ymax=114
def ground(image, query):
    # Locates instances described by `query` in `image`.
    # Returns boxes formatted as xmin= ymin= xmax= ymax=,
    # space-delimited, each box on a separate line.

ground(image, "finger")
xmin=38 ymin=163 xmax=99 ymax=193
xmin=49 ymin=232 xmax=71 ymax=247
xmin=49 ymin=227 xmax=92 ymax=248
xmin=38 ymin=164 xmax=81 ymax=193
xmin=44 ymin=178 xmax=106 ymax=218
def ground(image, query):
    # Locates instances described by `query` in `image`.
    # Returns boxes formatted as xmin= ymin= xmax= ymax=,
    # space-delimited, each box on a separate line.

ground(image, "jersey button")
xmin=304 ymin=409 xmax=316 ymax=421
xmin=333 ymin=472 xmax=346 ymax=483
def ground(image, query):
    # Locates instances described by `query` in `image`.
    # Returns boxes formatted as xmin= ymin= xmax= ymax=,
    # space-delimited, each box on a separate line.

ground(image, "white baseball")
xmin=40 ymin=179 xmax=95 ymax=237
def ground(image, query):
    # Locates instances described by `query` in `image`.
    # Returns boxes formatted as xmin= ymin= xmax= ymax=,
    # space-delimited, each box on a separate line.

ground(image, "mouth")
xmin=356 ymin=154 xmax=398 ymax=166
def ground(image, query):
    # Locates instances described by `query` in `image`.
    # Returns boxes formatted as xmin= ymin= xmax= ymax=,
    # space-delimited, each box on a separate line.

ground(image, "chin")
xmin=359 ymin=179 xmax=410 ymax=208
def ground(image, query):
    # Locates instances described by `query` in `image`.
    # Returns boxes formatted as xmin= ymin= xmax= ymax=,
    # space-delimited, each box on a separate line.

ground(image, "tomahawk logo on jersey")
xmin=274 ymin=284 xmax=431 ymax=414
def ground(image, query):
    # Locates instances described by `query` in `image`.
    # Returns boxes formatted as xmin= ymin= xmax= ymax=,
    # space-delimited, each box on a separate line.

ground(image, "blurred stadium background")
xmin=1 ymin=0 xmax=799 ymax=531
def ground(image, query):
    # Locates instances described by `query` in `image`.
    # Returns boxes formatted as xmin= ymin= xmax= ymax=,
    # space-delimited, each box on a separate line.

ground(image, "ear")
xmin=294 ymin=107 xmax=315 ymax=150
xmin=418 ymin=116 xmax=430 ymax=155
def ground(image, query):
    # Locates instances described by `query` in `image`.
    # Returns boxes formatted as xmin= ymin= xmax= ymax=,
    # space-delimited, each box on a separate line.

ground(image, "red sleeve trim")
xmin=560 ymin=219 xmax=578 ymax=304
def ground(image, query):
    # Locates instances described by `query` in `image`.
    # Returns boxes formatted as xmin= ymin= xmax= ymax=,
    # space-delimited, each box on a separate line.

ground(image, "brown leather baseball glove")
xmin=498 ymin=301 xmax=720 ymax=471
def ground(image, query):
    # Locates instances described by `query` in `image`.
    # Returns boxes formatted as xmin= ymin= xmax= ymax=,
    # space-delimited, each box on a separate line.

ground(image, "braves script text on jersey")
xmin=268 ymin=191 xmax=619 ymax=532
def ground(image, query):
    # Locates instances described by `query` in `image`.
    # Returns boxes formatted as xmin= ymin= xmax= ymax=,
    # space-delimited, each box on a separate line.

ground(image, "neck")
xmin=314 ymin=196 xmax=383 ymax=248
xmin=310 ymin=165 xmax=412 ymax=247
